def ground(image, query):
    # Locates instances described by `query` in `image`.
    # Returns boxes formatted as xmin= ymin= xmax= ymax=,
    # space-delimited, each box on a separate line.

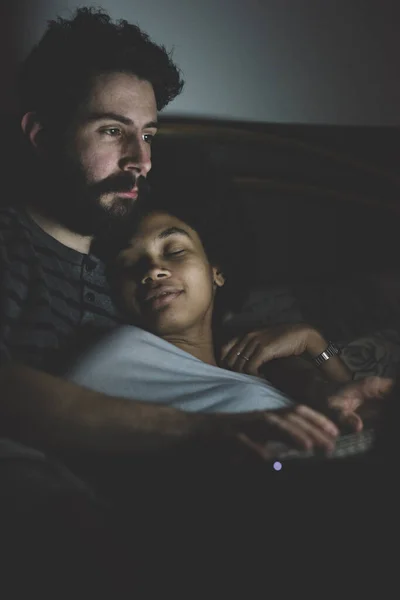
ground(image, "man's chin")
xmin=31 ymin=184 xmax=140 ymax=239
xmin=100 ymin=194 xmax=136 ymax=214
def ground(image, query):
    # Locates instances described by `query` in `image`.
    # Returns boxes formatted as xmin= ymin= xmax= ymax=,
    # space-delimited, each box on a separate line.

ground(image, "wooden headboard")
xmin=153 ymin=117 xmax=400 ymax=283
xmin=3 ymin=114 xmax=400 ymax=283
xmin=156 ymin=117 xmax=400 ymax=210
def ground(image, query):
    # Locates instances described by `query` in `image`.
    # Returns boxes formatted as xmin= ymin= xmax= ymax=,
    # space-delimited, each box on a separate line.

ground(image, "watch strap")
xmin=312 ymin=342 xmax=341 ymax=367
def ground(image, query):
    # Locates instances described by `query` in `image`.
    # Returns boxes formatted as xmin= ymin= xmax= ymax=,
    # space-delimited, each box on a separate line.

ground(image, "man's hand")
xmin=223 ymin=376 xmax=392 ymax=461
xmin=325 ymin=376 xmax=393 ymax=432
xmin=215 ymin=403 xmax=340 ymax=456
xmin=220 ymin=324 xmax=326 ymax=376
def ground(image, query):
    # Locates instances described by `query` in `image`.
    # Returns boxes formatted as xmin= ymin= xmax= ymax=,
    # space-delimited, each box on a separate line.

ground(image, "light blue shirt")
xmin=67 ymin=326 xmax=293 ymax=413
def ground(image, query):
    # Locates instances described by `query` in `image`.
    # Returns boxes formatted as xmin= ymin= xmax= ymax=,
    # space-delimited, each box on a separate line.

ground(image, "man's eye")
xmin=101 ymin=127 xmax=122 ymax=137
xmin=143 ymin=133 xmax=154 ymax=144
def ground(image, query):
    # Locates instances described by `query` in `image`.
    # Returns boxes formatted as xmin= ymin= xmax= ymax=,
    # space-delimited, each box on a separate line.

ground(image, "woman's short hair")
xmin=107 ymin=156 xmax=256 ymax=323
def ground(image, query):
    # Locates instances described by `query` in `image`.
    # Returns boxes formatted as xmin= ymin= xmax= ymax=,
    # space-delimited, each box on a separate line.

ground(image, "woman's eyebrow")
xmin=157 ymin=227 xmax=191 ymax=240
xmin=117 ymin=226 xmax=192 ymax=263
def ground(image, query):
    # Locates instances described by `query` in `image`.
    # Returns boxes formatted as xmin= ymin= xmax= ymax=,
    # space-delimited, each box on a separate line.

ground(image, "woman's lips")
xmin=144 ymin=290 xmax=183 ymax=310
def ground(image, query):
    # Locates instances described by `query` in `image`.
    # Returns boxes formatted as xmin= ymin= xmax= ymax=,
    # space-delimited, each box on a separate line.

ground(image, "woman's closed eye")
xmin=164 ymin=248 xmax=186 ymax=258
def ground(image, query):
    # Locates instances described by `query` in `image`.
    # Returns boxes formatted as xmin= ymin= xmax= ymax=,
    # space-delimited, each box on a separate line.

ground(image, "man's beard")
xmin=33 ymin=159 xmax=149 ymax=241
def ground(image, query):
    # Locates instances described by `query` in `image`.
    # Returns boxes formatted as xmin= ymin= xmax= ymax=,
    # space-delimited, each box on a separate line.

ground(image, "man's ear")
xmin=213 ymin=267 xmax=225 ymax=288
xmin=21 ymin=112 xmax=47 ymax=153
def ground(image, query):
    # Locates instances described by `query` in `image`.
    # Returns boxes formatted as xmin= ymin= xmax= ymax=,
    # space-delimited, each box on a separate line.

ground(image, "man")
xmin=1 ymin=4 xmax=393 ymax=498
xmin=1 ymin=5 xmax=358 ymax=472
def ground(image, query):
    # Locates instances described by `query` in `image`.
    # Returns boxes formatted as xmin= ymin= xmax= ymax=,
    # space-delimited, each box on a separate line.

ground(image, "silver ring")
xmin=236 ymin=352 xmax=242 ymax=356
xmin=242 ymin=355 xmax=250 ymax=362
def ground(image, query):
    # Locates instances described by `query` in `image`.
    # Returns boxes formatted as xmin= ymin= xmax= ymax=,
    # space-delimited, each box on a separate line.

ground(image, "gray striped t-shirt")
xmin=0 ymin=205 xmax=120 ymax=374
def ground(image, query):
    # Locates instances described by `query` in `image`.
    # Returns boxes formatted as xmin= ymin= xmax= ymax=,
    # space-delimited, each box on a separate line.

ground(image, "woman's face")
xmin=114 ymin=211 xmax=224 ymax=338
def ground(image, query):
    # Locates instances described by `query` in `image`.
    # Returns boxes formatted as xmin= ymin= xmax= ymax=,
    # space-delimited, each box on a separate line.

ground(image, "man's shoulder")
xmin=0 ymin=205 xmax=31 ymax=239
xmin=0 ymin=205 xmax=37 ymax=267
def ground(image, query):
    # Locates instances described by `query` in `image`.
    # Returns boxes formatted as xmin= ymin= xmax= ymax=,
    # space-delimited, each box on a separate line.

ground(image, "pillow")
xmin=341 ymin=329 xmax=400 ymax=379
xmin=223 ymin=284 xmax=304 ymax=335
xmin=224 ymin=281 xmax=400 ymax=381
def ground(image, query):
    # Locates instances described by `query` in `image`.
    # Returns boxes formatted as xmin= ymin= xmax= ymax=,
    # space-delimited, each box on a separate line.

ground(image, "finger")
xmin=327 ymin=377 xmax=392 ymax=414
xmin=264 ymin=412 xmax=321 ymax=451
xmin=360 ymin=376 xmax=394 ymax=399
xmin=294 ymin=404 xmax=340 ymax=437
xmin=222 ymin=336 xmax=253 ymax=371
xmin=343 ymin=377 xmax=392 ymax=403
xmin=237 ymin=339 xmax=261 ymax=375
xmin=286 ymin=413 xmax=337 ymax=452
xmin=220 ymin=337 xmax=239 ymax=362
xmin=328 ymin=393 xmax=362 ymax=413
xmin=339 ymin=411 xmax=363 ymax=433
xmin=221 ymin=340 xmax=245 ymax=370
xmin=222 ymin=330 xmax=260 ymax=365
xmin=242 ymin=340 xmax=290 ymax=376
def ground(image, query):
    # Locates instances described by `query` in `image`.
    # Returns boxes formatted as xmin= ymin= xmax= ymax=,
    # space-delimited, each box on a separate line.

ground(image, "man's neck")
xmin=26 ymin=206 xmax=93 ymax=254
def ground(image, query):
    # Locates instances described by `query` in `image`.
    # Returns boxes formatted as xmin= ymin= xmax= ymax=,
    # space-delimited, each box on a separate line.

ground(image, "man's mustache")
xmin=86 ymin=173 xmax=150 ymax=197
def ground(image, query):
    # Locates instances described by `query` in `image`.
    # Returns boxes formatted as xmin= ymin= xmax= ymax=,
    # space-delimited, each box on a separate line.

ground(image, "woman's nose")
xmin=141 ymin=266 xmax=170 ymax=285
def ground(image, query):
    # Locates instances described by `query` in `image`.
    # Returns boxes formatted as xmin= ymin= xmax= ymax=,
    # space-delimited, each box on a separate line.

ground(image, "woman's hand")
xmin=220 ymin=324 xmax=327 ymax=376
xmin=220 ymin=323 xmax=352 ymax=384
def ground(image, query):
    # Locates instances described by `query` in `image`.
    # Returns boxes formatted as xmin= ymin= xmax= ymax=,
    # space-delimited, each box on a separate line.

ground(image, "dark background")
xmin=1 ymin=0 xmax=399 ymax=124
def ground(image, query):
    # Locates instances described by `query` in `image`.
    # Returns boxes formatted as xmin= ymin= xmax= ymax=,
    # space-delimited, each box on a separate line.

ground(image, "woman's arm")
xmin=220 ymin=324 xmax=357 ymax=421
xmin=220 ymin=323 xmax=352 ymax=385
xmin=303 ymin=328 xmax=352 ymax=385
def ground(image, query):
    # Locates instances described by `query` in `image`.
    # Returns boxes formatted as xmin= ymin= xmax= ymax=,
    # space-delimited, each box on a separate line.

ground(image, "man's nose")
xmin=120 ymin=136 xmax=152 ymax=177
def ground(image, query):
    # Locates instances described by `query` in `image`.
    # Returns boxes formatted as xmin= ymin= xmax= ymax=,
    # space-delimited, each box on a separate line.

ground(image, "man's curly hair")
xmin=18 ymin=6 xmax=184 ymax=126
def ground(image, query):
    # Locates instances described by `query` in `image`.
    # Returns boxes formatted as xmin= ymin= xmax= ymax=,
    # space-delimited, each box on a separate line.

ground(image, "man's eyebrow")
xmin=157 ymin=227 xmax=191 ymax=240
xmin=86 ymin=112 xmax=158 ymax=129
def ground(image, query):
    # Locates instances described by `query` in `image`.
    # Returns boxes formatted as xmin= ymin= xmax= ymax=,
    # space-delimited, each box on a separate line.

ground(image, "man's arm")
xmin=0 ymin=363 xmax=208 ymax=456
xmin=0 ymin=362 xmax=342 ymax=458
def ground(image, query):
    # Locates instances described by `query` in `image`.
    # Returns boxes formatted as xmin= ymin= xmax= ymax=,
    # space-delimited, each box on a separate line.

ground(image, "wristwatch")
xmin=311 ymin=342 xmax=341 ymax=367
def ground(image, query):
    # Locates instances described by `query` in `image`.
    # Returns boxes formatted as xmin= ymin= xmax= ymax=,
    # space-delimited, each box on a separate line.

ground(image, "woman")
xmin=68 ymin=176 xmax=391 ymax=455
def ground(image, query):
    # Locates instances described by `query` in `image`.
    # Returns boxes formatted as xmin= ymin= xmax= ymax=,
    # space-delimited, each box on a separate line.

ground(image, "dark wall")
xmin=3 ymin=0 xmax=400 ymax=124
xmin=0 ymin=3 xmax=27 ymax=112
